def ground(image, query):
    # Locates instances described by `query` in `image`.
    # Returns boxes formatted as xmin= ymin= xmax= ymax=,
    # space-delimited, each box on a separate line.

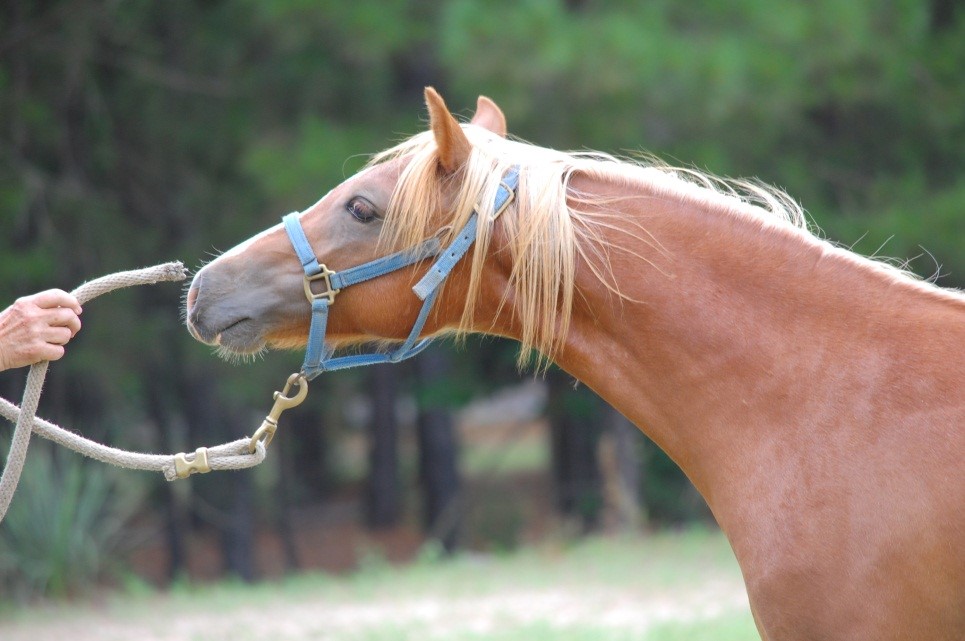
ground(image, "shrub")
xmin=0 ymin=442 xmax=143 ymax=600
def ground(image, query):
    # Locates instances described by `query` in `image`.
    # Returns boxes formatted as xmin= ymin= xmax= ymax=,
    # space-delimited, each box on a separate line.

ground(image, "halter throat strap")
xmin=283 ymin=165 xmax=520 ymax=379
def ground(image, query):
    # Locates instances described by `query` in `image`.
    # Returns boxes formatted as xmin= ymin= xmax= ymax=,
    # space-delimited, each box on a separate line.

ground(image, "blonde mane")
xmin=367 ymin=125 xmax=820 ymax=368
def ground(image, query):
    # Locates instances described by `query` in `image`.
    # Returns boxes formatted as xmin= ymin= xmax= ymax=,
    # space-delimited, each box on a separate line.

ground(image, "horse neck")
xmin=538 ymin=171 xmax=962 ymax=509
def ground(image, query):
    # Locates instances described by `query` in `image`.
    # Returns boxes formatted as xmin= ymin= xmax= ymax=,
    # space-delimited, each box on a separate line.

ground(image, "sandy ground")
xmin=0 ymin=575 xmax=750 ymax=641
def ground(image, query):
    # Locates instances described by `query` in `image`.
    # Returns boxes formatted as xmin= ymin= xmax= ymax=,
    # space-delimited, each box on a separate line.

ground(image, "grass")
xmin=334 ymin=614 xmax=759 ymax=641
xmin=0 ymin=528 xmax=758 ymax=641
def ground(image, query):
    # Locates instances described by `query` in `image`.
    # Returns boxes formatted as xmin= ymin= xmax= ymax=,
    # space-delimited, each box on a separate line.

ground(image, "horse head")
xmin=185 ymin=88 xmax=514 ymax=363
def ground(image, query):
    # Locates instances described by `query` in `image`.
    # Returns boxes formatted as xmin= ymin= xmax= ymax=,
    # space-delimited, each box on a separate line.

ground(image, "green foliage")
xmin=0 ymin=444 xmax=143 ymax=600
xmin=438 ymin=0 xmax=965 ymax=284
xmin=244 ymin=118 xmax=374 ymax=208
xmin=829 ymin=177 xmax=965 ymax=282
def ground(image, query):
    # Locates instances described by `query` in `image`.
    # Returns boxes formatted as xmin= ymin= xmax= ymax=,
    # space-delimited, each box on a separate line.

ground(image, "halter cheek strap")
xmin=283 ymin=165 xmax=520 ymax=380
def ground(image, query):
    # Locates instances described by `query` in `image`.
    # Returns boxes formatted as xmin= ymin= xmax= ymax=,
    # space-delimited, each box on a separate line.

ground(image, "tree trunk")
xmin=930 ymin=0 xmax=960 ymax=31
xmin=365 ymin=363 xmax=401 ymax=529
xmin=601 ymin=405 xmax=645 ymax=531
xmin=275 ymin=432 xmax=301 ymax=572
xmin=290 ymin=402 xmax=330 ymax=497
xmin=179 ymin=367 xmax=257 ymax=581
xmin=220 ymin=466 xmax=256 ymax=581
xmin=547 ymin=370 xmax=602 ymax=534
xmin=143 ymin=357 xmax=190 ymax=582
xmin=415 ymin=351 xmax=461 ymax=553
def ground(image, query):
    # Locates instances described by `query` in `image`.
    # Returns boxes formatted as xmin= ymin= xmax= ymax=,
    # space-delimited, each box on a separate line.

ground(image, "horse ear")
xmin=425 ymin=86 xmax=471 ymax=173
xmin=471 ymin=96 xmax=507 ymax=138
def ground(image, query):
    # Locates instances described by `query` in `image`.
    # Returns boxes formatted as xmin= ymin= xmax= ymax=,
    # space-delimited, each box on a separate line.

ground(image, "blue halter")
xmin=282 ymin=166 xmax=520 ymax=380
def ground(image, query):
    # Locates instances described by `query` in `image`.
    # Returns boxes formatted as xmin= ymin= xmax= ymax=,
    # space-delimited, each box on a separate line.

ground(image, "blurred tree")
xmin=547 ymin=369 xmax=602 ymax=533
xmin=930 ymin=0 xmax=963 ymax=31
xmin=438 ymin=0 xmax=965 ymax=284
xmin=365 ymin=363 xmax=401 ymax=529
xmin=414 ymin=349 xmax=462 ymax=553
xmin=601 ymin=406 xmax=644 ymax=532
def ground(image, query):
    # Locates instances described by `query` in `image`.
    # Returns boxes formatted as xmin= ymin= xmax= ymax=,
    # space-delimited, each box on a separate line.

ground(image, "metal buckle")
xmin=303 ymin=264 xmax=340 ymax=305
xmin=492 ymin=181 xmax=516 ymax=220
xmin=173 ymin=447 xmax=210 ymax=479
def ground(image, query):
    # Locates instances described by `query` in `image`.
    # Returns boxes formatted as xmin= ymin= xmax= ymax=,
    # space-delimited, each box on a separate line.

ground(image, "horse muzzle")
xmin=185 ymin=269 xmax=262 ymax=353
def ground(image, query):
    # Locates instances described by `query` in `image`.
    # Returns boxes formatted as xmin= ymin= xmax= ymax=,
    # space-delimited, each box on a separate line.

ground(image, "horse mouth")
xmin=188 ymin=315 xmax=265 ymax=355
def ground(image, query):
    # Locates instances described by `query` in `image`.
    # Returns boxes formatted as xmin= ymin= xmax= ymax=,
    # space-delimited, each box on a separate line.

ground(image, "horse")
xmin=185 ymin=87 xmax=964 ymax=640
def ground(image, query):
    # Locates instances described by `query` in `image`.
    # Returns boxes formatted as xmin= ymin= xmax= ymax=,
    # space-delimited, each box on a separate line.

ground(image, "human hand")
xmin=0 ymin=289 xmax=83 ymax=371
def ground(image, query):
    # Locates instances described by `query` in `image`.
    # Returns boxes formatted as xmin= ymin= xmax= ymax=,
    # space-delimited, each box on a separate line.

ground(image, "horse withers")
xmin=186 ymin=88 xmax=964 ymax=641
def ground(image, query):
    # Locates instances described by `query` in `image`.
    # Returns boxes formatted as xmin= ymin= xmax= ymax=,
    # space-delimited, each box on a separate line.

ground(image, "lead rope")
xmin=0 ymin=262 xmax=290 ymax=524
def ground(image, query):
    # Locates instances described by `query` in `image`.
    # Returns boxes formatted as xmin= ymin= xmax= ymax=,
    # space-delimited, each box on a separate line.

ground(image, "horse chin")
xmin=211 ymin=320 xmax=268 ymax=362
xmin=214 ymin=343 xmax=267 ymax=364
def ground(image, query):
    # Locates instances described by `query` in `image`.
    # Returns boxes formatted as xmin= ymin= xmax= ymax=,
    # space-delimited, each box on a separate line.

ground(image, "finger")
xmin=36 ymin=343 xmax=66 ymax=362
xmin=43 ymin=326 xmax=74 ymax=346
xmin=29 ymin=289 xmax=82 ymax=314
xmin=44 ymin=307 xmax=82 ymax=336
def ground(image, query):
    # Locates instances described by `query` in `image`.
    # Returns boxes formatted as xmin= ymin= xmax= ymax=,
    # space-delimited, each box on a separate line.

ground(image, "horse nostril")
xmin=186 ymin=278 xmax=202 ymax=329
xmin=186 ymin=284 xmax=199 ymax=312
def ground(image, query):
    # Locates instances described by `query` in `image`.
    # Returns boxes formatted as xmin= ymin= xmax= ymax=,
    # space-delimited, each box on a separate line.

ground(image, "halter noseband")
xmin=282 ymin=166 xmax=520 ymax=380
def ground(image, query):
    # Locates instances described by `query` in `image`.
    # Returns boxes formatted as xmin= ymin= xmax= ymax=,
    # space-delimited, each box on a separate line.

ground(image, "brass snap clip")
xmin=249 ymin=373 xmax=309 ymax=453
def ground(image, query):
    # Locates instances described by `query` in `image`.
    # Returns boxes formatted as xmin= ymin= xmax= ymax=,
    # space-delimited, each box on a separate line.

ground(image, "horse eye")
xmin=346 ymin=197 xmax=378 ymax=223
